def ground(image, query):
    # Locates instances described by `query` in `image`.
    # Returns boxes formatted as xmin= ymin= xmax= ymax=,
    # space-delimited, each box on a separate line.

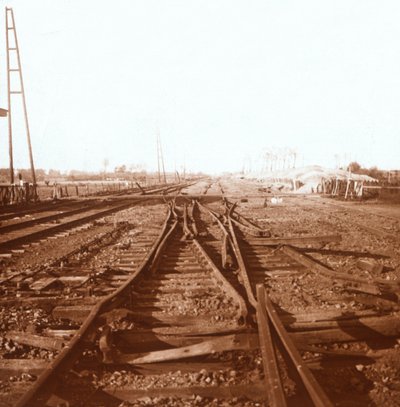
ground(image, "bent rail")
xmin=256 ymin=284 xmax=333 ymax=407
xmin=16 ymin=205 xmax=174 ymax=407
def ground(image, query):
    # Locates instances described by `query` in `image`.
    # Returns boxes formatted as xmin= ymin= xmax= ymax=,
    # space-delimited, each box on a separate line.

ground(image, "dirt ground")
xmin=1 ymin=179 xmax=400 ymax=406
xmin=218 ymin=177 xmax=400 ymax=407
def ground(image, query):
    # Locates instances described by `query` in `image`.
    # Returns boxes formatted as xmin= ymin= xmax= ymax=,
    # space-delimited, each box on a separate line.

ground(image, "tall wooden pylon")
xmin=5 ymin=7 xmax=37 ymax=186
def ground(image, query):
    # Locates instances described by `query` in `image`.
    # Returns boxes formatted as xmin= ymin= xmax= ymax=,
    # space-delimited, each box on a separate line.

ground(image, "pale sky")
xmin=0 ymin=0 xmax=399 ymax=174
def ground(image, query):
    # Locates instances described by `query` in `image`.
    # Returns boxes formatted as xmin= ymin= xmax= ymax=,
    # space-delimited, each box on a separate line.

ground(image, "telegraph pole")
xmin=156 ymin=131 xmax=167 ymax=184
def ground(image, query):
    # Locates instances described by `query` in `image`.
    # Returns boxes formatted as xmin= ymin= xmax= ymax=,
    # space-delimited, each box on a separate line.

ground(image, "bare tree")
xmin=103 ymin=158 xmax=109 ymax=174
xmin=292 ymin=149 xmax=297 ymax=168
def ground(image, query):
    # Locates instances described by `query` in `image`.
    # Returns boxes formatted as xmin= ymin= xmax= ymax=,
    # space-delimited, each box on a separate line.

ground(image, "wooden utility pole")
xmin=6 ymin=7 xmax=37 ymax=186
xmin=156 ymin=131 xmax=167 ymax=184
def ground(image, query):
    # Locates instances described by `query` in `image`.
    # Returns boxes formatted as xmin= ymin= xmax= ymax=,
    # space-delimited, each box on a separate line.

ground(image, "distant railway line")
xmin=0 ymin=182 xmax=193 ymax=254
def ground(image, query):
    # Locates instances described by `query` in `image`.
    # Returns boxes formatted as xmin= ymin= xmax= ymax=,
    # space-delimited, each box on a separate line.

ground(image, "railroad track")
xmin=0 ymin=203 xmax=167 ymax=405
xmin=0 ymin=181 xmax=189 ymax=224
xmin=0 ymin=204 xmax=166 ymax=293
xmin=225 ymin=197 xmax=400 ymax=303
xmin=4 ymin=196 xmax=400 ymax=406
xmin=0 ymin=185 xmax=145 ymax=220
xmin=0 ymin=200 xmax=100 ymax=223
xmin=0 ymin=199 xmax=139 ymax=254
xmin=204 ymin=199 xmax=400 ymax=405
xmin=0 ymin=199 xmax=125 ymax=234
xmin=11 ymin=200 xmax=253 ymax=406
xmin=198 ymin=180 xmax=224 ymax=196
xmin=0 ymin=181 xmax=194 ymax=255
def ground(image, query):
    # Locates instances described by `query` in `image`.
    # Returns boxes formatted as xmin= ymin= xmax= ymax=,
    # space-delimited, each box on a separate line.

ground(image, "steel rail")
xmin=197 ymin=201 xmax=225 ymax=222
xmin=15 ymin=205 xmax=174 ymax=407
xmin=282 ymin=245 xmax=400 ymax=296
xmin=0 ymin=199 xmax=156 ymax=286
xmin=196 ymin=201 xmax=234 ymax=270
xmin=0 ymin=199 xmax=101 ymax=222
xmin=187 ymin=200 xmax=199 ymax=237
xmin=0 ymin=200 xmax=137 ymax=252
xmin=196 ymin=200 xmax=258 ymax=308
xmin=0 ymin=200 xmax=111 ymax=234
xmin=182 ymin=204 xmax=194 ymax=239
xmin=257 ymin=284 xmax=334 ymax=407
xmin=255 ymin=285 xmax=287 ymax=406
xmin=143 ymin=181 xmax=194 ymax=196
xmin=225 ymin=200 xmax=271 ymax=237
xmin=186 ymin=201 xmax=248 ymax=322
xmin=192 ymin=239 xmax=248 ymax=323
xmin=225 ymin=203 xmax=258 ymax=308
xmin=2 ymin=222 xmax=131 ymax=287
xmin=203 ymin=199 xmax=332 ymax=405
xmin=222 ymin=199 xmax=260 ymax=229
xmin=230 ymin=216 xmax=271 ymax=237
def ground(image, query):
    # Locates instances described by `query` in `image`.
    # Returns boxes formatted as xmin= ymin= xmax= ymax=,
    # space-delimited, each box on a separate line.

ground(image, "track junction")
xmin=0 ymin=178 xmax=399 ymax=407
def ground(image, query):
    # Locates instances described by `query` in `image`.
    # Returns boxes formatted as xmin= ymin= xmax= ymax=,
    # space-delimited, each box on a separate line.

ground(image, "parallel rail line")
xmin=2 ymin=187 xmax=398 ymax=406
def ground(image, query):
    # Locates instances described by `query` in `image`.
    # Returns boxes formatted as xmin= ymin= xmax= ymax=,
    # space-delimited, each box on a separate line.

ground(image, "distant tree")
xmin=347 ymin=161 xmax=361 ymax=173
xmin=0 ymin=168 xmax=9 ymax=182
xmin=103 ymin=158 xmax=109 ymax=174
xmin=114 ymin=165 xmax=126 ymax=173
xmin=288 ymin=148 xmax=297 ymax=168
xmin=368 ymin=166 xmax=380 ymax=179
xmin=334 ymin=154 xmax=340 ymax=169
xmin=48 ymin=169 xmax=62 ymax=179
xmin=15 ymin=169 xmax=42 ymax=183
xmin=35 ymin=169 xmax=47 ymax=182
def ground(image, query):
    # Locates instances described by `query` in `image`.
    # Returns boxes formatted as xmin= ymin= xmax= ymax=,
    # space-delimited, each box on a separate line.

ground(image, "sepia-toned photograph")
xmin=0 ymin=1 xmax=399 ymax=406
